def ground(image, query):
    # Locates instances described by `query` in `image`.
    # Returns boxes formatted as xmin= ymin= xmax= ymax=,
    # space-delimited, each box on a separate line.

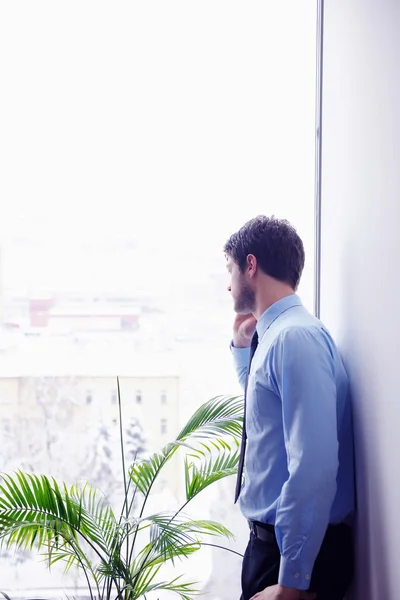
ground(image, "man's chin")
xmin=234 ymin=305 xmax=253 ymax=316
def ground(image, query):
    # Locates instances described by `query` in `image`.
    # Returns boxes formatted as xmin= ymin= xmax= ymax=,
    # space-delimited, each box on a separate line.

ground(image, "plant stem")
xmin=117 ymin=376 xmax=130 ymax=593
xmin=67 ymin=536 xmax=99 ymax=600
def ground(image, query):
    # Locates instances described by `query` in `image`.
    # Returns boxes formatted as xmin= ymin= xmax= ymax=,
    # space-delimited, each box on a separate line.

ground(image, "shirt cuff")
xmin=278 ymin=556 xmax=313 ymax=591
xmin=230 ymin=341 xmax=251 ymax=368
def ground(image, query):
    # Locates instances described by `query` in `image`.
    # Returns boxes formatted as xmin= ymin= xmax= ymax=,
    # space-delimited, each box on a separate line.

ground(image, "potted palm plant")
xmin=0 ymin=384 xmax=243 ymax=600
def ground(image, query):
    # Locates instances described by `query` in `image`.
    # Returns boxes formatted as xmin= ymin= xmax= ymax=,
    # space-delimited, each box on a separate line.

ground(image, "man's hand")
xmin=233 ymin=313 xmax=257 ymax=348
xmin=250 ymin=584 xmax=316 ymax=600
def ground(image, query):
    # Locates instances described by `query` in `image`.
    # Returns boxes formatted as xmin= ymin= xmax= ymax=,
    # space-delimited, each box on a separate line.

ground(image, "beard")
xmin=234 ymin=280 xmax=256 ymax=314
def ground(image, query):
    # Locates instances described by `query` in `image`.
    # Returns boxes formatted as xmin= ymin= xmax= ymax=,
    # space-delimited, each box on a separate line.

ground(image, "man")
xmin=225 ymin=216 xmax=354 ymax=600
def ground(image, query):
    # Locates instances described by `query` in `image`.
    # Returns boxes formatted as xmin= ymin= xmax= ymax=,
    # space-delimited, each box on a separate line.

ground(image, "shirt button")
xmin=305 ymin=574 xmax=310 ymax=580
xmin=294 ymin=573 xmax=300 ymax=579
xmin=303 ymin=536 xmax=307 ymax=541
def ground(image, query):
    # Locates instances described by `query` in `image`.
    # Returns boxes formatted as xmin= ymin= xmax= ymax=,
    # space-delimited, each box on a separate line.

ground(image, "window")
xmin=1 ymin=2 xmax=316 ymax=594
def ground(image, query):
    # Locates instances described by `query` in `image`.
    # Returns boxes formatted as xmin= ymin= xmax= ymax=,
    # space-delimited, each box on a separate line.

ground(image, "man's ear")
xmin=246 ymin=254 xmax=257 ymax=277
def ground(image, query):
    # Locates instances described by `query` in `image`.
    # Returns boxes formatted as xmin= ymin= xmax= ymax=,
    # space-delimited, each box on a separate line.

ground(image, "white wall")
xmin=320 ymin=1 xmax=400 ymax=598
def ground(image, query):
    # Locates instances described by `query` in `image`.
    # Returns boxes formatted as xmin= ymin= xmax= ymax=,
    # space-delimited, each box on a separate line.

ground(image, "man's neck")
xmin=253 ymin=287 xmax=295 ymax=320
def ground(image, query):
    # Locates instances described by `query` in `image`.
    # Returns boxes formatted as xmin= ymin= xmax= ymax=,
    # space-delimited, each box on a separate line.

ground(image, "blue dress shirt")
xmin=231 ymin=294 xmax=354 ymax=590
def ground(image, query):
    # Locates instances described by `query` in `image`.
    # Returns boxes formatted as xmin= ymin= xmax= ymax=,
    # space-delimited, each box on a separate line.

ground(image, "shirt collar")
xmin=256 ymin=294 xmax=303 ymax=340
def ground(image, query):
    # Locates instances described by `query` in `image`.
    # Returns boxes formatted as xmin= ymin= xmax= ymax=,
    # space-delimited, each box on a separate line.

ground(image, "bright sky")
xmin=0 ymin=1 xmax=316 ymax=300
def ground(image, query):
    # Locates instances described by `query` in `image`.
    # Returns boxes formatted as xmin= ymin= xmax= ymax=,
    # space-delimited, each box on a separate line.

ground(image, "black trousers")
xmin=241 ymin=523 xmax=353 ymax=600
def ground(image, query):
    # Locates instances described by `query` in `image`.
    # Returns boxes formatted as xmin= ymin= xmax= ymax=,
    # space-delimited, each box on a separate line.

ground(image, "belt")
xmin=248 ymin=520 xmax=276 ymax=542
xmin=249 ymin=520 xmax=350 ymax=543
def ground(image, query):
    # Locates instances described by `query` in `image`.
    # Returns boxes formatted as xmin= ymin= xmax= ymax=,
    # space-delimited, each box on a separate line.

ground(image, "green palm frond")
xmin=130 ymin=575 xmax=200 ymax=600
xmin=142 ymin=514 xmax=201 ymax=567
xmin=0 ymin=473 xmax=77 ymax=551
xmin=126 ymin=563 xmax=162 ymax=599
xmin=176 ymin=519 xmax=233 ymax=539
xmin=184 ymin=438 xmax=240 ymax=500
xmin=131 ymin=513 xmax=232 ymax=577
xmin=129 ymin=451 xmax=169 ymax=497
xmin=129 ymin=396 xmax=243 ymax=502
xmin=40 ymin=545 xmax=80 ymax=572
xmin=130 ymin=524 xmax=197 ymax=579
xmin=176 ymin=395 xmax=243 ymax=441
xmin=133 ymin=539 xmax=199 ymax=577
xmin=145 ymin=513 xmax=233 ymax=543
xmin=0 ymin=472 xmax=118 ymax=564
xmin=68 ymin=483 xmax=119 ymax=554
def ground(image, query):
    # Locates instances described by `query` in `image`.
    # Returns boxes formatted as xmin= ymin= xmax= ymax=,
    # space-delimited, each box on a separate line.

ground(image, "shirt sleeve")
xmin=268 ymin=327 xmax=339 ymax=590
xmin=230 ymin=341 xmax=251 ymax=390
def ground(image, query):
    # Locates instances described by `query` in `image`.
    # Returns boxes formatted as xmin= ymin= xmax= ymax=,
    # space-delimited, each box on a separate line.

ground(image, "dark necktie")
xmin=234 ymin=330 xmax=259 ymax=503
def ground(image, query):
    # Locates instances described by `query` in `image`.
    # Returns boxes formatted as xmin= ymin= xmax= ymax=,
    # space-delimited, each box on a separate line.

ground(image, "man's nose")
xmin=227 ymin=284 xmax=231 ymax=292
